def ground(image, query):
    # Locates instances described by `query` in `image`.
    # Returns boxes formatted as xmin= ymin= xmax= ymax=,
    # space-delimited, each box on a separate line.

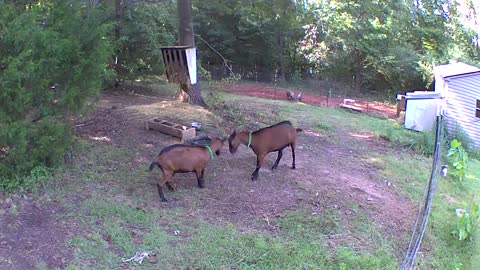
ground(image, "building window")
xmin=477 ymin=99 xmax=480 ymax=118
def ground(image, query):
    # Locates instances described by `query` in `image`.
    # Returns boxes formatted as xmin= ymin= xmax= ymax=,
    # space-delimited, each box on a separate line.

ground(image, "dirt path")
xmin=0 ymin=88 xmax=414 ymax=269
xmin=223 ymin=83 xmax=398 ymax=119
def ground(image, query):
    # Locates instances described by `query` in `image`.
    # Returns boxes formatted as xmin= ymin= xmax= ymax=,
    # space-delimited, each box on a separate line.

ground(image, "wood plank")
xmin=339 ymin=103 xmax=364 ymax=112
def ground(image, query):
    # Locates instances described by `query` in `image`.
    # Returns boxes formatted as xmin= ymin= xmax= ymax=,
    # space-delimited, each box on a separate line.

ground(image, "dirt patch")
xmin=223 ymin=83 xmax=397 ymax=119
xmin=0 ymin=196 xmax=72 ymax=269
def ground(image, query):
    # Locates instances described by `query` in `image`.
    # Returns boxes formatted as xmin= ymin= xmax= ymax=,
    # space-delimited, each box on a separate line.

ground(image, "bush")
xmin=0 ymin=1 xmax=113 ymax=189
xmin=447 ymin=139 xmax=469 ymax=189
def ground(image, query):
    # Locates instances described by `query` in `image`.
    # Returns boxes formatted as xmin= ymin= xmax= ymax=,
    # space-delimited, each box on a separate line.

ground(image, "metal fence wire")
xmin=400 ymin=115 xmax=444 ymax=270
xmin=203 ymin=64 xmax=397 ymax=119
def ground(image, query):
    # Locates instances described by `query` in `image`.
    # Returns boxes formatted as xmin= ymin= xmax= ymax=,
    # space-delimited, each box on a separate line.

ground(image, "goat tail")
xmin=149 ymin=161 xmax=162 ymax=172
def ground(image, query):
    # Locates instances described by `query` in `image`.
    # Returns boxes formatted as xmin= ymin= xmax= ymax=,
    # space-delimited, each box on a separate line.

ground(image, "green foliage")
xmin=0 ymin=0 xmax=113 ymax=188
xmin=115 ymin=1 xmax=176 ymax=81
xmin=220 ymin=73 xmax=242 ymax=84
xmin=453 ymin=199 xmax=479 ymax=241
xmin=378 ymin=124 xmax=435 ymax=156
xmin=193 ymin=0 xmax=309 ymax=79
xmin=0 ymin=118 xmax=71 ymax=191
xmin=197 ymin=61 xmax=212 ymax=81
xmin=448 ymin=139 xmax=469 ymax=188
xmin=0 ymin=165 xmax=51 ymax=192
xmin=412 ymin=128 xmax=436 ymax=156
xmin=292 ymin=0 xmax=480 ymax=93
xmin=446 ymin=139 xmax=479 ymax=243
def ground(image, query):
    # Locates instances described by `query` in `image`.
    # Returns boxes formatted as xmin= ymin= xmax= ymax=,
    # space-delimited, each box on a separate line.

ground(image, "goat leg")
xmin=272 ymin=149 xmax=283 ymax=170
xmin=165 ymin=181 xmax=175 ymax=191
xmin=290 ymin=144 xmax=296 ymax=169
xmin=251 ymin=154 xmax=265 ymax=181
xmin=157 ymin=183 xmax=168 ymax=202
xmin=157 ymin=171 xmax=173 ymax=202
xmin=196 ymin=168 xmax=205 ymax=188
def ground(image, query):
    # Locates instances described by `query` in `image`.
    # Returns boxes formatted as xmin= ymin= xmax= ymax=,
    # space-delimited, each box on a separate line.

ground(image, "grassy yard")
xmin=1 ymin=88 xmax=479 ymax=270
xmin=216 ymin=93 xmax=480 ymax=269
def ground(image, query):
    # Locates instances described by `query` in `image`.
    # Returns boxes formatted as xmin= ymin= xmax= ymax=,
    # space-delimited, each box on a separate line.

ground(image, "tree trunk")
xmin=115 ymin=0 xmax=123 ymax=19
xmin=354 ymin=48 xmax=362 ymax=93
xmin=113 ymin=0 xmax=124 ymax=87
xmin=278 ymin=34 xmax=286 ymax=82
xmin=177 ymin=0 xmax=206 ymax=107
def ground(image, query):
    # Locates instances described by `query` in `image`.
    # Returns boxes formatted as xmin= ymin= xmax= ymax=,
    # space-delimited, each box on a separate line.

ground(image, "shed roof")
xmin=433 ymin=62 xmax=480 ymax=79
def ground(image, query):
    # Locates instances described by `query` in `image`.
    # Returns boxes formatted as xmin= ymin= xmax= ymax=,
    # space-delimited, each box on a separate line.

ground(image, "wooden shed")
xmin=433 ymin=62 xmax=480 ymax=149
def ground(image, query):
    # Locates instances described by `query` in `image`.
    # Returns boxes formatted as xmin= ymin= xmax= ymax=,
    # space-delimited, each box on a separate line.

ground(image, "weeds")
xmin=447 ymin=139 xmax=469 ymax=189
xmin=453 ymin=197 xmax=479 ymax=241
xmin=0 ymin=165 xmax=51 ymax=192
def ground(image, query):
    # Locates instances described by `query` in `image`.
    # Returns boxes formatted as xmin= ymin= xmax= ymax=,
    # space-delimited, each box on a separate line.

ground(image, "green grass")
xmin=363 ymin=144 xmax=480 ymax=270
xmin=184 ymin=219 xmax=397 ymax=270
xmin=66 ymin=197 xmax=184 ymax=269
xmin=52 ymin=139 xmax=401 ymax=269
xmin=65 ymin=198 xmax=399 ymax=269
xmin=366 ymin=153 xmax=431 ymax=201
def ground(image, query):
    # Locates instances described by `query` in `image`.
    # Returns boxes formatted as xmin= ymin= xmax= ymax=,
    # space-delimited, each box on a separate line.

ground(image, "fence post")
xmin=328 ymin=88 xmax=332 ymax=107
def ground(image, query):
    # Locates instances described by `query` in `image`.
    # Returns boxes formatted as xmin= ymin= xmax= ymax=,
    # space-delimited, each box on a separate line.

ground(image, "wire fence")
xmin=204 ymin=64 xmax=398 ymax=119
xmin=400 ymin=115 xmax=444 ymax=270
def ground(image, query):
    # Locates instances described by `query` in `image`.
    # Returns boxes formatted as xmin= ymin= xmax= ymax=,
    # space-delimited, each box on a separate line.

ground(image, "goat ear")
xmin=232 ymin=130 xmax=236 ymax=136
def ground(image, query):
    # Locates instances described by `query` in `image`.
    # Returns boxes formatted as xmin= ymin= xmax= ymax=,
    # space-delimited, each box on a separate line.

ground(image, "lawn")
xmin=0 ymin=85 xmax=478 ymax=270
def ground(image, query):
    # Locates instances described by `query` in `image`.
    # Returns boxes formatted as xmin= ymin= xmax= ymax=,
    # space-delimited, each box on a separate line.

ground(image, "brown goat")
xmin=286 ymin=91 xmax=295 ymax=101
xmin=149 ymin=137 xmax=225 ymax=202
xmin=286 ymin=91 xmax=303 ymax=102
xmin=228 ymin=121 xmax=302 ymax=181
xmin=296 ymin=92 xmax=303 ymax=101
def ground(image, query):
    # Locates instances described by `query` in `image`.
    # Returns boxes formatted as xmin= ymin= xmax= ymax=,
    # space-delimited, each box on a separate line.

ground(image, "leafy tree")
xmin=296 ymin=0 xmax=480 ymax=94
xmin=193 ymin=0 xmax=310 ymax=81
xmin=0 ymin=0 xmax=113 ymax=188
xmin=114 ymin=0 xmax=177 ymax=81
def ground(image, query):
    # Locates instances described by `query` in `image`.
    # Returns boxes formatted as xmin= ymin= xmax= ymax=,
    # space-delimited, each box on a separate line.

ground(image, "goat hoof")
xmin=291 ymin=166 xmax=296 ymax=170
xmin=161 ymin=198 xmax=168 ymax=202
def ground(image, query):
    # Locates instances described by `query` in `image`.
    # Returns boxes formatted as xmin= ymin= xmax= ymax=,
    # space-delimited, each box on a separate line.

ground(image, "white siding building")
xmin=433 ymin=62 xmax=480 ymax=149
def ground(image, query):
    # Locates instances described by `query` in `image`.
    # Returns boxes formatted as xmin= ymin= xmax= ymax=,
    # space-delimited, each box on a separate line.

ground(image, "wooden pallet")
xmin=145 ymin=118 xmax=196 ymax=142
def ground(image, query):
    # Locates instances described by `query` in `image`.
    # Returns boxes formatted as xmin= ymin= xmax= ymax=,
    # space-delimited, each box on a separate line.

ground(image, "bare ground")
xmin=0 ymin=87 xmax=415 ymax=269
